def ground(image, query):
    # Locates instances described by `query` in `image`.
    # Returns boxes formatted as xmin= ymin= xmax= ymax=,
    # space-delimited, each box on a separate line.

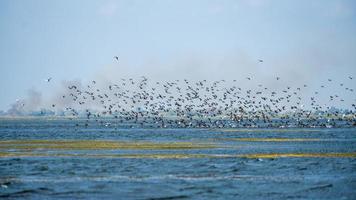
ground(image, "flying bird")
xmin=258 ymin=59 xmax=263 ymax=63
xmin=45 ymin=78 xmax=52 ymax=82
xmin=114 ymin=56 xmax=119 ymax=61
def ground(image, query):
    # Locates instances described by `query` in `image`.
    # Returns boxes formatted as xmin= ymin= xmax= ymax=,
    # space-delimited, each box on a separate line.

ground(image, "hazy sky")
xmin=0 ymin=0 xmax=355 ymax=110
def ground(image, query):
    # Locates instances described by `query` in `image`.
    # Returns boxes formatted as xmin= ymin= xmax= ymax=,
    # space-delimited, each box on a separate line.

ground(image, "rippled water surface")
xmin=0 ymin=119 xmax=355 ymax=199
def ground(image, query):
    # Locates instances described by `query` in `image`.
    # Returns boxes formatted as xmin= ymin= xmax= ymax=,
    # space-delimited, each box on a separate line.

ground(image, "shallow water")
xmin=0 ymin=119 xmax=355 ymax=199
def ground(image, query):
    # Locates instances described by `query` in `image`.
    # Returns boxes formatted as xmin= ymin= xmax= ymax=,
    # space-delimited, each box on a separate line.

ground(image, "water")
xmin=0 ymin=119 xmax=355 ymax=199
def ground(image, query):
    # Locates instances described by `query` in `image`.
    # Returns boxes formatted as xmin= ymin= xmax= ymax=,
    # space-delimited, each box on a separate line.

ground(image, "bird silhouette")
xmin=54 ymin=74 xmax=355 ymax=129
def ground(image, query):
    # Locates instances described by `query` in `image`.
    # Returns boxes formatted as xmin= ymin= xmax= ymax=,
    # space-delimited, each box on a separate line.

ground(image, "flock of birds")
xmin=41 ymin=57 xmax=356 ymax=128
xmin=47 ymin=78 xmax=355 ymax=128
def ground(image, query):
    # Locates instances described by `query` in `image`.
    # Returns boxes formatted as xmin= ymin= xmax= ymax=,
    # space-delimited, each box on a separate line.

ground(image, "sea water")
xmin=0 ymin=118 xmax=355 ymax=199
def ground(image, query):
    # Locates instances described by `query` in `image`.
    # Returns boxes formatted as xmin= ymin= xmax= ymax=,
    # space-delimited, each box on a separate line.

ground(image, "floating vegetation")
xmin=0 ymin=152 xmax=355 ymax=159
xmin=0 ymin=140 xmax=217 ymax=150
xmin=0 ymin=152 xmax=215 ymax=159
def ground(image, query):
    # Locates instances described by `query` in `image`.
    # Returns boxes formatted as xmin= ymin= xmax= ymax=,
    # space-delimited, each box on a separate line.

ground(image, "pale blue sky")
xmin=0 ymin=0 xmax=355 ymax=110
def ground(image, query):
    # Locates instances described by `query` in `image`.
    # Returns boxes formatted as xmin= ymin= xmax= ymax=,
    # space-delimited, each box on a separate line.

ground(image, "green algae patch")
xmin=1 ymin=151 xmax=355 ymax=159
xmin=110 ymin=154 xmax=213 ymax=159
xmin=220 ymin=138 xmax=321 ymax=142
xmin=0 ymin=140 xmax=216 ymax=150
xmin=0 ymin=152 xmax=221 ymax=159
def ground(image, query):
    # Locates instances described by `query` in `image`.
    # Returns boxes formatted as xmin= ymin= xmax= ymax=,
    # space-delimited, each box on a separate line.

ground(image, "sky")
xmin=0 ymin=0 xmax=355 ymax=111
